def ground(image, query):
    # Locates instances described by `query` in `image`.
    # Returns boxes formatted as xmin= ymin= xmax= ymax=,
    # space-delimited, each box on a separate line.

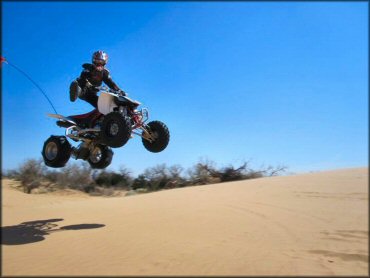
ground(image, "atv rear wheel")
xmin=142 ymin=121 xmax=170 ymax=153
xmin=42 ymin=136 xmax=72 ymax=168
xmin=87 ymin=144 xmax=113 ymax=169
xmin=100 ymin=112 xmax=132 ymax=148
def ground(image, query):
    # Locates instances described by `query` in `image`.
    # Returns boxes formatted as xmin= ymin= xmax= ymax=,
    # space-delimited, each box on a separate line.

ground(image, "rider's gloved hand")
xmin=85 ymin=80 xmax=93 ymax=88
xmin=118 ymin=89 xmax=127 ymax=96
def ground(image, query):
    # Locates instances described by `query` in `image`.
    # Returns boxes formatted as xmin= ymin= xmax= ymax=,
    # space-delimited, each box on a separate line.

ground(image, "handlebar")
xmin=96 ymin=85 xmax=126 ymax=96
xmin=94 ymin=84 xmax=141 ymax=106
xmin=84 ymin=80 xmax=126 ymax=96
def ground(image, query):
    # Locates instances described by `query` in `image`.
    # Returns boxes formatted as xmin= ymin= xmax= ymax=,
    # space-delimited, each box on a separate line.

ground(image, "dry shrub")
xmin=56 ymin=162 xmax=94 ymax=192
xmin=8 ymin=157 xmax=287 ymax=195
xmin=17 ymin=159 xmax=46 ymax=193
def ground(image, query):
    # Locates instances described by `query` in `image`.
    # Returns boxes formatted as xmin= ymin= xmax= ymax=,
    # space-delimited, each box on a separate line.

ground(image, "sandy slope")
xmin=2 ymin=167 xmax=368 ymax=276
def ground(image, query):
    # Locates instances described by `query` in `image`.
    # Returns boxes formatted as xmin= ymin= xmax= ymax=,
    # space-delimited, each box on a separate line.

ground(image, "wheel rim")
xmin=90 ymin=146 xmax=102 ymax=163
xmin=45 ymin=142 xmax=58 ymax=160
xmin=152 ymin=131 xmax=159 ymax=140
xmin=148 ymin=131 xmax=159 ymax=142
xmin=109 ymin=122 xmax=119 ymax=136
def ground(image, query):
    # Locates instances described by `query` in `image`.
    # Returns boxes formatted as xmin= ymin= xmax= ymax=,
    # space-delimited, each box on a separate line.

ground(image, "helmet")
xmin=92 ymin=50 xmax=108 ymax=66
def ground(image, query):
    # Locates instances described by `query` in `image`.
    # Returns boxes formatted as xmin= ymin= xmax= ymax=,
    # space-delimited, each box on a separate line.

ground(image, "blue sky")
xmin=2 ymin=1 xmax=368 ymax=176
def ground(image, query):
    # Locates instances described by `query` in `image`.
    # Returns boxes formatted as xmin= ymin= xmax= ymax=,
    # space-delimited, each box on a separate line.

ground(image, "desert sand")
xmin=2 ymin=167 xmax=368 ymax=276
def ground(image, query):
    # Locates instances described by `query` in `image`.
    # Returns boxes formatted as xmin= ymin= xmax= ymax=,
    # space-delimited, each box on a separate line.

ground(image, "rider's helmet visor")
xmin=93 ymin=59 xmax=106 ymax=66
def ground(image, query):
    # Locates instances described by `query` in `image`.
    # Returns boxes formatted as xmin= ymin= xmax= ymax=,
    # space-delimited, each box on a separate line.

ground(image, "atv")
xmin=41 ymin=86 xmax=170 ymax=169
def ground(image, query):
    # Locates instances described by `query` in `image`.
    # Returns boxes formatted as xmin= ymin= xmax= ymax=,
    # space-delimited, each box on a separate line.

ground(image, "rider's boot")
xmin=69 ymin=80 xmax=81 ymax=102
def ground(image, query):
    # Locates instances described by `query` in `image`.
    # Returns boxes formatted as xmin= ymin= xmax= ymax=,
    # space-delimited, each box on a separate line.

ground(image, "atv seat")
xmin=114 ymin=95 xmax=141 ymax=108
xmin=67 ymin=109 xmax=102 ymax=128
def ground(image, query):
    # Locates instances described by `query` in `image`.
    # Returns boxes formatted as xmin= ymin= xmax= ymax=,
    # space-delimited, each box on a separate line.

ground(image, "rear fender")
xmin=47 ymin=113 xmax=77 ymax=126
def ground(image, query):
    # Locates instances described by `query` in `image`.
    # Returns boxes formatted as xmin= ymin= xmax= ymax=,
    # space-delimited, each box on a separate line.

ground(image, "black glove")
xmin=118 ymin=89 xmax=126 ymax=96
xmin=85 ymin=79 xmax=93 ymax=88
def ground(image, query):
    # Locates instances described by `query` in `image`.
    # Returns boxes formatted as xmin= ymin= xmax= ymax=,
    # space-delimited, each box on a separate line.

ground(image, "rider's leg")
xmin=79 ymin=90 xmax=98 ymax=108
xmin=69 ymin=80 xmax=81 ymax=102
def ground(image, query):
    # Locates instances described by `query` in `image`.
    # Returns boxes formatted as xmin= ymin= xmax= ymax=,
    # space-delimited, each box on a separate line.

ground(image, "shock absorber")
xmin=72 ymin=142 xmax=91 ymax=160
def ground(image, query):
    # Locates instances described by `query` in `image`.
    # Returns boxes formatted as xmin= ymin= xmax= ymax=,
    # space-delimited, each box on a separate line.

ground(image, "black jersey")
xmin=77 ymin=63 xmax=120 ymax=91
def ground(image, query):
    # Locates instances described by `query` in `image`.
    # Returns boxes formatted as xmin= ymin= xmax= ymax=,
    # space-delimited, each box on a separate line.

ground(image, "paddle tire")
xmin=42 ymin=136 xmax=72 ymax=168
xmin=100 ymin=112 xmax=132 ymax=148
xmin=87 ymin=144 xmax=113 ymax=169
xmin=142 ymin=121 xmax=170 ymax=153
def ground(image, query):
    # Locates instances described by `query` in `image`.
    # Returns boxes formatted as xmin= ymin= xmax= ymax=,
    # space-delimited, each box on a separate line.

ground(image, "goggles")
xmin=93 ymin=59 xmax=106 ymax=66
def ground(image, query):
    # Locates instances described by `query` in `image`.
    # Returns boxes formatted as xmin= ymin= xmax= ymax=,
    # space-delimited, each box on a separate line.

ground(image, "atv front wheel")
xmin=142 ymin=121 xmax=170 ymax=153
xmin=100 ymin=112 xmax=132 ymax=148
xmin=87 ymin=144 xmax=113 ymax=169
xmin=42 ymin=136 xmax=72 ymax=168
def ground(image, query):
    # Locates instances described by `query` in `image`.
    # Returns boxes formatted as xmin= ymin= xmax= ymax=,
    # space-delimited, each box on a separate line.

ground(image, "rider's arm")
xmin=103 ymin=69 xmax=121 ymax=91
xmin=77 ymin=63 xmax=93 ymax=88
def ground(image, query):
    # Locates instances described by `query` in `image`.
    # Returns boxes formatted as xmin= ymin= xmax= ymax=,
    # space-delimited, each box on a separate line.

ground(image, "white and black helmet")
xmin=92 ymin=50 xmax=108 ymax=66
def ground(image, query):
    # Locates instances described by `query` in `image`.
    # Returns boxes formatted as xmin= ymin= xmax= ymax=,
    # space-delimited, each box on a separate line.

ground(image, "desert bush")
xmin=193 ymin=160 xmax=254 ymax=183
xmin=260 ymin=164 xmax=288 ymax=176
xmin=132 ymin=174 xmax=149 ymax=190
xmin=55 ymin=162 xmax=94 ymax=192
xmin=165 ymin=165 xmax=188 ymax=188
xmin=244 ymin=170 xmax=264 ymax=179
xmin=138 ymin=164 xmax=188 ymax=191
xmin=2 ymin=169 xmax=20 ymax=179
xmin=218 ymin=163 xmax=248 ymax=182
xmin=242 ymin=164 xmax=287 ymax=179
xmin=188 ymin=159 xmax=287 ymax=185
xmin=187 ymin=159 xmax=221 ymax=185
xmin=118 ymin=166 xmax=134 ymax=188
xmin=93 ymin=166 xmax=133 ymax=189
xmin=16 ymin=158 xmax=47 ymax=193
xmin=43 ymin=170 xmax=59 ymax=183
xmin=6 ymin=156 xmax=287 ymax=195
xmin=142 ymin=164 xmax=170 ymax=191
xmin=95 ymin=170 xmax=120 ymax=186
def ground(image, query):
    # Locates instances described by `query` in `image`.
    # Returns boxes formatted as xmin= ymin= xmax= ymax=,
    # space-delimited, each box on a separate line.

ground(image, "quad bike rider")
xmin=69 ymin=50 xmax=125 ymax=107
xmin=41 ymin=51 xmax=170 ymax=169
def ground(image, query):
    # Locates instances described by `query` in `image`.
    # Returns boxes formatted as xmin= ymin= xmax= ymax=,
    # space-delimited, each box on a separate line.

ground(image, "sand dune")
xmin=2 ymin=167 xmax=368 ymax=276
